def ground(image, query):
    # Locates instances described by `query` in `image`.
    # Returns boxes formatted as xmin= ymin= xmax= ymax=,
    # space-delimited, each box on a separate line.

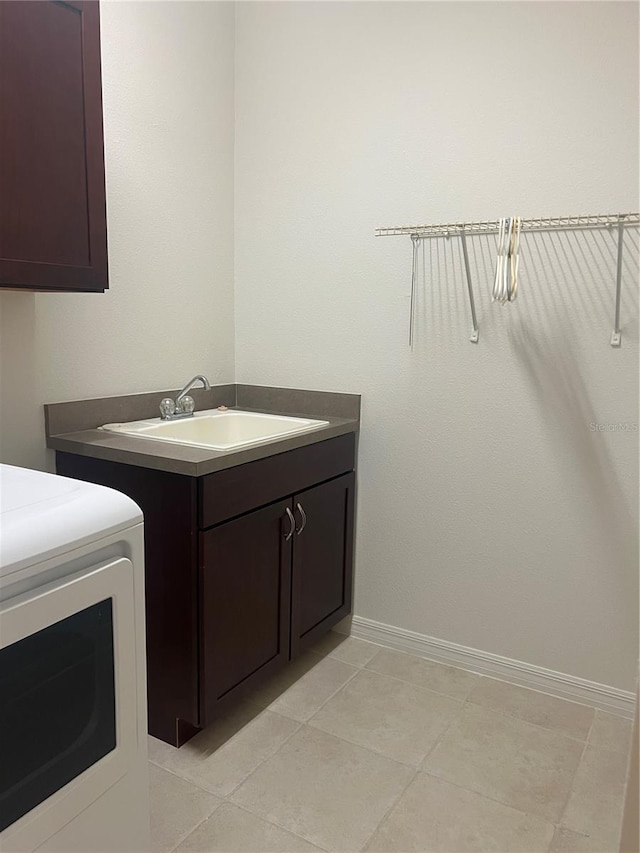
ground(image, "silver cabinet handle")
xmin=284 ymin=507 xmax=295 ymax=541
xmin=295 ymin=502 xmax=307 ymax=535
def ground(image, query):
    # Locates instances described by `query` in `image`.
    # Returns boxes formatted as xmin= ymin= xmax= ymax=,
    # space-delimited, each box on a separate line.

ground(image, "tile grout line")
xmin=364 ymin=648 xmax=481 ymax=701
xmin=151 ymin=651 xmax=366 ymax=827
xmin=419 ymin=761 xmax=571 ymax=834
xmin=234 ymin=667 xmax=369 ymax=789
xmin=362 ymin=664 xmax=476 ymax=705
xmin=147 ymin=709 xmax=266 ymax=778
xmin=357 ymin=767 xmax=419 ymax=852
xmin=419 ymin=703 xmax=587 ymax=832
xmin=222 ymin=653 xmax=431 ymax=850
xmin=220 ymin=717 xmax=305 ymax=799
xmin=342 ymin=697 xmax=469 ymax=849
xmin=149 ymin=714 xmax=305 ymax=800
xmin=464 ymin=697 xmax=599 ymax=838
xmin=276 ymin=659 xmax=361 ymax=726
xmin=324 ymin=634 xmax=382 ymax=665
xmin=419 ymin=705 xmax=462 ymax=768
xmin=222 ymin=724 xmax=418 ymax=852
xmin=351 ymin=625 xmax=635 ymax=718
xmin=249 ymin=653 xmax=328 ymax=711
xmin=363 ymin=644 xmax=620 ymax=716
xmin=222 ymin=799 xmax=333 ymax=853
xmin=155 ymin=716 xmax=308 ymax=852
xmin=554 ymin=719 xmax=630 ymax=850
xmin=418 ymin=765 xmax=558 ymax=832
xmin=457 ymin=695 xmax=595 ymax=745
xmin=147 ymin=758 xmax=222 ymax=795
xmin=224 ymin=709 xmax=338 ymax=804
xmin=166 ymin=793 xmax=223 ymax=853
xmin=419 ymin=700 xmax=623 ymax=850
xmin=585 ymin=708 xmax=597 ymax=748
xmin=300 ymin=656 xmax=470 ymax=756
xmin=324 ymin=640 xmax=482 ymax=704
xmin=302 ymin=712 xmax=458 ymax=772
xmin=362 ymin=660 xmax=600 ymax=741
xmin=329 ymin=651 xmax=380 ymax=669
xmin=302 ymin=666 xmax=469 ymax=768
xmin=545 ymin=824 xmax=616 ymax=853
xmin=554 ymin=708 xmax=596 ymax=835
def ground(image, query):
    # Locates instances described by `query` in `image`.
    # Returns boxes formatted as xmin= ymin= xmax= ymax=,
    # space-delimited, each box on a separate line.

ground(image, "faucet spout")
xmin=176 ymin=374 xmax=211 ymax=407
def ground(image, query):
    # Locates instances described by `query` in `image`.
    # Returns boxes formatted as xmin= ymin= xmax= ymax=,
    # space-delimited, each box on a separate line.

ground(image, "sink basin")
xmin=100 ymin=409 xmax=330 ymax=452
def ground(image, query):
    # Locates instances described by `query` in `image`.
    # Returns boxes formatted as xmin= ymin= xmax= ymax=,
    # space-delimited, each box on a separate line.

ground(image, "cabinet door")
xmin=200 ymin=500 xmax=293 ymax=723
xmin=291 ymin=472 xmax=355 ymax=657
xmin=0 ymin=1 xmax=107 ymax=292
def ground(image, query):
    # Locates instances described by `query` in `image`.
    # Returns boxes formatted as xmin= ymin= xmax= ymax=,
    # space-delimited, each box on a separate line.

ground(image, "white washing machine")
xmin=0 ymin=464 xmax=150 ymax=853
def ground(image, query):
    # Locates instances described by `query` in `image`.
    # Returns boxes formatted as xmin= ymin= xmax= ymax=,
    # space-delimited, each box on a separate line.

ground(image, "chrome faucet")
xmin=159 ymin=374 xmax=211 ymax=420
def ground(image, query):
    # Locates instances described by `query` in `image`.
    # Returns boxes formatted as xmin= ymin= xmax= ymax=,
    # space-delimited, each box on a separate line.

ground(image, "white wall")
xmin=0 ymin=0 xmax=236 ymax=470
xmin=234 ymin=1 xmax=639 ymax=690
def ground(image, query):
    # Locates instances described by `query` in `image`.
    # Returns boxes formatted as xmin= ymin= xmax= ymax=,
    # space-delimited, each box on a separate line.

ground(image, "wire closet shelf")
xmin=375 ymin=212 xmax=640 ymax=347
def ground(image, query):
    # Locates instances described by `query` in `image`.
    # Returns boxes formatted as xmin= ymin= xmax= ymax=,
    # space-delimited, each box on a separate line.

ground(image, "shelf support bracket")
xmin=460 ymin=230 xmax=479 ymax=343
xmin=409 ymin=235 xmax=419 ymax=349
xmin=610 ymin=216 xmax=625 ymax=347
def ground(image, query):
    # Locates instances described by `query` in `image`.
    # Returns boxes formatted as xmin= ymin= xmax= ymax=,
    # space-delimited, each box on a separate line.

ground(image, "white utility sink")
xmin=100 ymin=409 xmax=330 ymax=452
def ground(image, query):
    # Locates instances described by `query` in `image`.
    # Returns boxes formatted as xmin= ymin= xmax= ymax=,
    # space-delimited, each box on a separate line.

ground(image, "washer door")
xmin=0 ymin=557 xmax=138 ymax=852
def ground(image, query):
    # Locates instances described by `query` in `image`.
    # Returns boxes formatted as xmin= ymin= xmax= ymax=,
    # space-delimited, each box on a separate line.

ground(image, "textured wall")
xmin=234 ymin=1 xmax=639 ymax=689
xmin=0 ymin=1 xmax=236 ymax=469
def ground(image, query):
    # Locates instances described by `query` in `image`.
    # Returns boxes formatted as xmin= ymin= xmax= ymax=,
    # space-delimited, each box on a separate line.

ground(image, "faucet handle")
xmin=159 ymin=398 xmax=176 ymax=419
xmin=177 ymin=395 xmax=195 ymax=415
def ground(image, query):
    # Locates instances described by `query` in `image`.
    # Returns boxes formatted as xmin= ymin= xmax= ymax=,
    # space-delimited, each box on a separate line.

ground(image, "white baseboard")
xmin=349 ymin=615 xmax=636 ymax=719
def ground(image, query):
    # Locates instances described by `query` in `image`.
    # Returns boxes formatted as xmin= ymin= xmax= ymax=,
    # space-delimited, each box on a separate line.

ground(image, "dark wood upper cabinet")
xmin=0 ymin=1 xmax=108 ymax=292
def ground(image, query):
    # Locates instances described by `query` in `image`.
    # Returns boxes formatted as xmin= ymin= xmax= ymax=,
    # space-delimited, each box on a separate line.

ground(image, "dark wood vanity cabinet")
xmin=200 ymin=472 xmax=355 ymax=722
xmin=0 ymin=1 xmax=108 ymax=292
xmin=56 ymin=432 xmax=356 ymax=746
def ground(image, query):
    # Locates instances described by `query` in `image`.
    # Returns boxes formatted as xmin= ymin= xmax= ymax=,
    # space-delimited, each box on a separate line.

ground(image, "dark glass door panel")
xmin=0 ymin=599 xmax=116 ymax=831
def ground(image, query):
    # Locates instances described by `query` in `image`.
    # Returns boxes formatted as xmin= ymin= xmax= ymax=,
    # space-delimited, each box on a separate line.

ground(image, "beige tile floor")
xmin=148 ymin=633 xmax=633 ymax=853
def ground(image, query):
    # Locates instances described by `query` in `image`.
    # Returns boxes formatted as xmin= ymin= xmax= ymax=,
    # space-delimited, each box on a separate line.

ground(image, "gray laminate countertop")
xmin=45 ymin=385 xmax=360 ymax=477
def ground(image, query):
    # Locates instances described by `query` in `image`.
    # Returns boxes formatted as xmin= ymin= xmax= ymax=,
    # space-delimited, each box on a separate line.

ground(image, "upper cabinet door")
xmin=0 ymin=1 xmax=108 ymax=292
